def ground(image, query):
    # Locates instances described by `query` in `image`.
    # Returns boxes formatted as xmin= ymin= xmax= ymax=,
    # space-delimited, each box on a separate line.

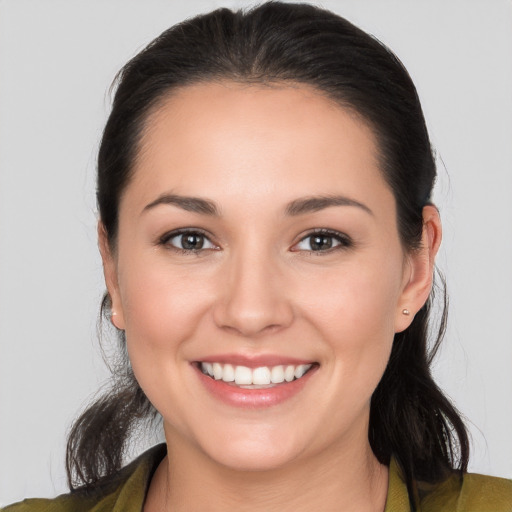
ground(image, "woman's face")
xmin=103 ymin=82 xmax=423 ymax=471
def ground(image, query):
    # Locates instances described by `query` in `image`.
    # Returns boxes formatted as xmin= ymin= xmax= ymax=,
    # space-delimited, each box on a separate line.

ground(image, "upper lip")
xmin=194 ymin=353 xmax=317 ymax=368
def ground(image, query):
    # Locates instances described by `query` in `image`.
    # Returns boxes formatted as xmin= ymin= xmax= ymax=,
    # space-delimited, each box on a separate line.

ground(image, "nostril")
xmin=213 ymin=299 xmax=294 ymax=338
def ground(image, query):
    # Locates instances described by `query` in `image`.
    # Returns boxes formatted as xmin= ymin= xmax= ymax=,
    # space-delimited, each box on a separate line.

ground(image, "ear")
xmin=395 ymin=205 xmax=442 ymax=333
xmin=98 ymin=221 xmax=125 ymax=330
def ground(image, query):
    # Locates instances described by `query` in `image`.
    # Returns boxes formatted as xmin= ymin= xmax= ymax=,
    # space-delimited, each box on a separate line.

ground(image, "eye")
xmin=293 ymin=230 xmax=352 ymax=253
xmin=160 ymin=230 xmax=217 ymax=253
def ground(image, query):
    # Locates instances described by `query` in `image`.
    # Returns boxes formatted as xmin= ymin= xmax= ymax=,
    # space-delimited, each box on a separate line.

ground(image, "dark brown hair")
xmin=66 ymin=3 xmax=469 ymax=509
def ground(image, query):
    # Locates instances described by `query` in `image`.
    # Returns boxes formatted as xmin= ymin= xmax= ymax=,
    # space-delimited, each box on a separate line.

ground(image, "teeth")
xmin=222 ymin=364 xmax=235 ymax=382
xmin=271 ymin=365 xmax=285 ymax=384
xmin=200 ymin=362 xmax=313 ymax=386
xmin=284 ymin=365 xmax=295 ymax=382
xmin=212 ymin=363 xmax=223 ymax=380
xmin=234 ymin=366 xmax=252 ymax=385
xmin=294 ymin=364 xmax=310 ymax=379
xmin=204 ymin=362 xmax=214 ymax=377
xmin=252 ymin=366 xmax=271 ymax=385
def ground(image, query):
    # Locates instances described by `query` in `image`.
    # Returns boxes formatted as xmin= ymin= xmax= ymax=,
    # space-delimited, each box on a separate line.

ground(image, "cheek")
xmin=298 ymin=256 xmax=402 ymax=336
xmin=117 ymin=255 xmax=215 ymax=358
xmin=115 ymin=255 xmax=219 ymax=426
xmin=294 ymin=253 xmax=403 ymax=387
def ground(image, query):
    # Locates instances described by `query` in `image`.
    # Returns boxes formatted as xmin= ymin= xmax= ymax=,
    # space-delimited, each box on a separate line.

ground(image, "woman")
xmin=3 ymin=2 xmax=511 ymax=511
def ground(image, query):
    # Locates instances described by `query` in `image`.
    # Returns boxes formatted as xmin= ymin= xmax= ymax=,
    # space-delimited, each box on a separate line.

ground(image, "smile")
xmin=194 ymin=359 xmax=319 ymax=408
xmin=199 ymin=362 xmax=314 ymax=388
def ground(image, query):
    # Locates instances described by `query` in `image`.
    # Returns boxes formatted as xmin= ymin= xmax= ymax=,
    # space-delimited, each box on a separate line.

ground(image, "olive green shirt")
xmin=3 ymin=444 xmax=512 ymax=511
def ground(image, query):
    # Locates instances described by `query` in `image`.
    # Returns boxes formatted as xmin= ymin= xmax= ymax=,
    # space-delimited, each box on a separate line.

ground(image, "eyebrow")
xmin=142 ymin=193 xmax=373 ymax=217
xmin=285 ymin=195 xmax=373 ymax=216
xmin=143 ymin=194 xmax=220 ymax=216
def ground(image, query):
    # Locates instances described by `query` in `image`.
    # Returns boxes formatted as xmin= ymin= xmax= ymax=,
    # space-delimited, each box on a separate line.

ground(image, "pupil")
xmin=311 ymin=235 xmax=332 ymax=251
xmin=182 ymin=234 xmax=203 ymax=250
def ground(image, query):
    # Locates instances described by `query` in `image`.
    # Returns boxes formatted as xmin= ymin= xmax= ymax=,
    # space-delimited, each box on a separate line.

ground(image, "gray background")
xmin=1 ymin=0 xmax=511 ymax=505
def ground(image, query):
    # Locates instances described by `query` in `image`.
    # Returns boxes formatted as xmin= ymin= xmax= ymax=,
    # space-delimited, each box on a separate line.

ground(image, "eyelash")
xmin=158 ymin=228 xmax=353 ymax=255
xmin=158 ymin=228 xmax=218 ymax=255
xmin=292 ymin=229 xmax=353 ymax=254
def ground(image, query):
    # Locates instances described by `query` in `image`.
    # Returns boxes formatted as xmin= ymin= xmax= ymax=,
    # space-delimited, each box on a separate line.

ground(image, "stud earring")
xmin=402 ymin=309 xmax=410 ymax=316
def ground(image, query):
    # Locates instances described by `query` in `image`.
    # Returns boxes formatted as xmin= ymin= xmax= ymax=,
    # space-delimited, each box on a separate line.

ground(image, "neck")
xmin=145 ymin=427 xmax=389 ymax=512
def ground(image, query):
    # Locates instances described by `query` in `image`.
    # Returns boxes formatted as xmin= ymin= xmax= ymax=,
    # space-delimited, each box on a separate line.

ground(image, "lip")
xmin=192 ymin=360 xmax=319 ymax=409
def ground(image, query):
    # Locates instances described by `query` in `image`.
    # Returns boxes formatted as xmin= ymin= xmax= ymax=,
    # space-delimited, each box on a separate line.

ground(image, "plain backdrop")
xmin=1 ymin=0 xmax=511 ymax=505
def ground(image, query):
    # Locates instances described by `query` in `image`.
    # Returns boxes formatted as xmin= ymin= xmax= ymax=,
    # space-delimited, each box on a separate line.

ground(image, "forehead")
xmin=141 ymin=81 xmax=376 ymax=156
xmin=127 ymin=81 xmax=392 ymax=212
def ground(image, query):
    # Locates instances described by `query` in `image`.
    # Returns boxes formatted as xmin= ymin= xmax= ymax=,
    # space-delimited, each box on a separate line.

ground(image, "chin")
xmin=210 ymin=444 xmax=301 ymax=473
xmin=197 ymin=425 xmax=307 ymax=472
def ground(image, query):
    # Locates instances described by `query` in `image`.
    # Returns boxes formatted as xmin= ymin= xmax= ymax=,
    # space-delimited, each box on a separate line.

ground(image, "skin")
xmin=100 ymin=82 xmax=441 ymax=511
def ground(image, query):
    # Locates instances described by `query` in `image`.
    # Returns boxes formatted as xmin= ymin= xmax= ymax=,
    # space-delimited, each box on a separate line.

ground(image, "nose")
xmin=212 ymin=248 xmax=294 ymax=338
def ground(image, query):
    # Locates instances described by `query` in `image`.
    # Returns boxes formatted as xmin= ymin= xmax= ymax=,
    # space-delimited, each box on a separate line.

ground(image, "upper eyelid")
xmin=159 ymin=227 xmax=213 ymax=241
xmin=296 ymin=228 xmax=351 ymax=242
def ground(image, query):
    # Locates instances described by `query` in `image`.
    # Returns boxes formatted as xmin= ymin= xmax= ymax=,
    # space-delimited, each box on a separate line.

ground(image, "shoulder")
xmin=1 ymin=444 xmax=167 ymax=512
xmin=420 ymin=471 xmax=512 ymax=512
xmin=0 ymin=494 xmax=104 ymax=512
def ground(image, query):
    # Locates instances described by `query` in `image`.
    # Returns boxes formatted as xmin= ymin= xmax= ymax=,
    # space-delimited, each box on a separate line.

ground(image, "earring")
xmin=111 ymin=311 xmax=118 ymax=327
xmin=402 ymin=309 xmax=410 ymax=316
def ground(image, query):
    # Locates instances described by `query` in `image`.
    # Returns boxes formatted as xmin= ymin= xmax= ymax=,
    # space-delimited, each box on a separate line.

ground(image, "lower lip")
xmin=193 ymin=365 xmax=318 ymax=409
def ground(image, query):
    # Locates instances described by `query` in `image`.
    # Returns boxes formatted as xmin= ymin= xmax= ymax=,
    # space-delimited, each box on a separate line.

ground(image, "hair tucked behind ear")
xmin=67 ymin=3 xmax=469 ymax=508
